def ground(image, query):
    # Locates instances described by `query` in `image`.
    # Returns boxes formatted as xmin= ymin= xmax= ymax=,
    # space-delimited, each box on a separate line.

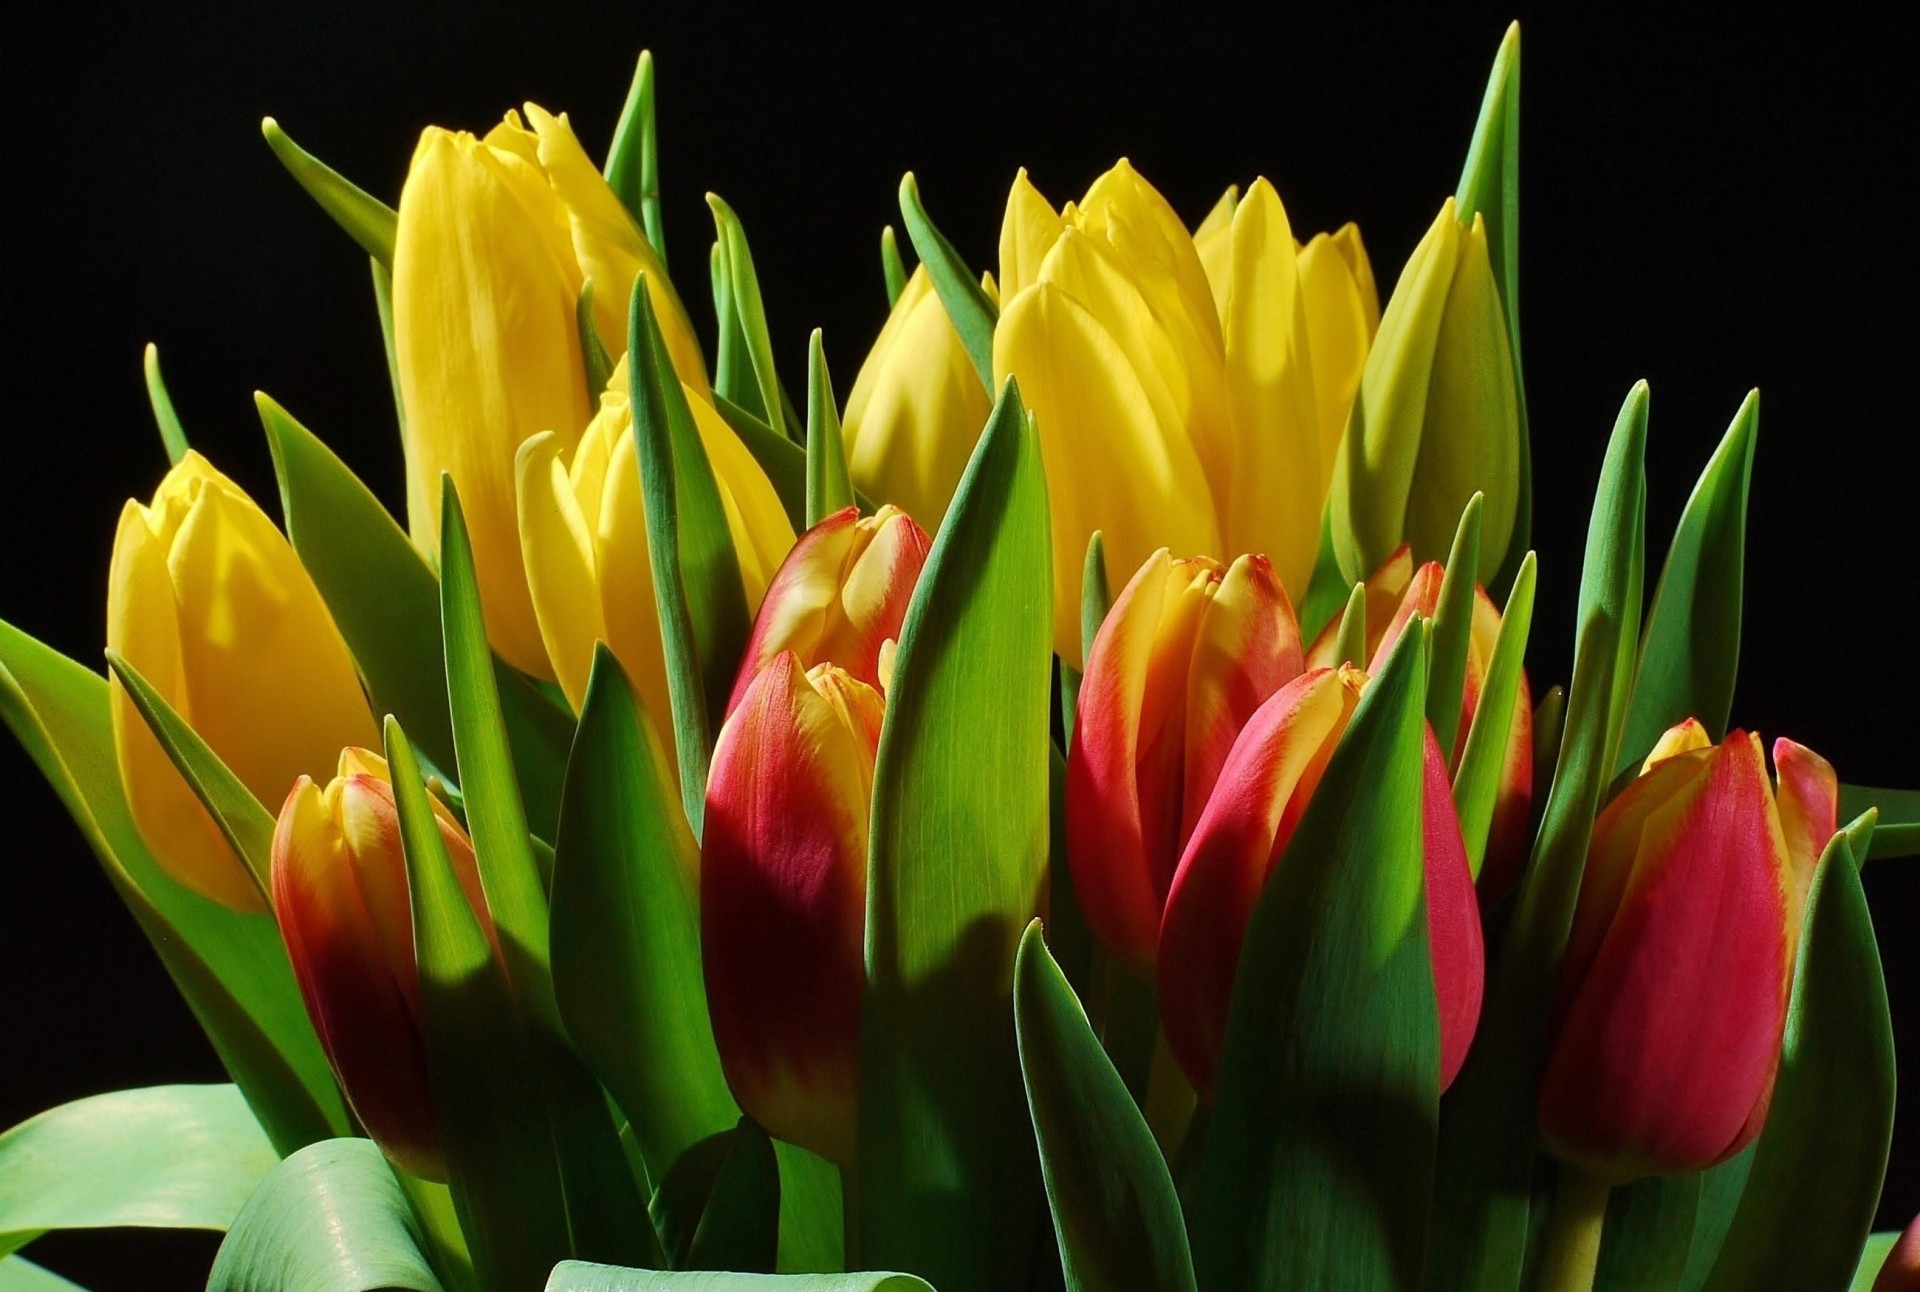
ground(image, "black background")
xmin=3 ymin=5 xmax=1913 ymax=1288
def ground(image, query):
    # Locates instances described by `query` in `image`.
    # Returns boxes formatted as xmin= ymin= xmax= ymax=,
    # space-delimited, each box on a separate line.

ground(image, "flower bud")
xmin=701 ymin=654 xmax=884 ymax=1164
xmin=1538 ymin=721 xmax=1837 ymax=1182
xmin=108 ymin=453 xmax=378 ymax=911
xmin=271 ymin=748 xmax=490 ymax=1180
xmin=1067 ymin=550 xmax=1304 ymax=971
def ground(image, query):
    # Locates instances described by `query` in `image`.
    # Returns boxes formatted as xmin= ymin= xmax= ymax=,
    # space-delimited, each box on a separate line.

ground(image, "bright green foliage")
xmin=896 ymin=174 xmax=997 ymax=389
xmin=142 ymin=343 xmax=190 ymax=465
xmin=805 ymin=330 xmax=854 ymax=526
xmin=261 ymin=118 xmax=397 ymax=264
xmin=605 ymin=51 xmax=667 ymax=262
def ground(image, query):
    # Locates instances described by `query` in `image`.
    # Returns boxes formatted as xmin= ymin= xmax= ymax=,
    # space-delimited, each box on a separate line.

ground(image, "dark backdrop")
xmin=3 ymin=5 xmax=1913 ymax=1288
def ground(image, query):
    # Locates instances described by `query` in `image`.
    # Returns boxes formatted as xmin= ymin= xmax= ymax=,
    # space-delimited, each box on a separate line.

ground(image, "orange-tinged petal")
xmin=1304 ymin=544 xmax=1415 ymax=671
xmin=1771 ymin=737 xmax=1837 ymax=923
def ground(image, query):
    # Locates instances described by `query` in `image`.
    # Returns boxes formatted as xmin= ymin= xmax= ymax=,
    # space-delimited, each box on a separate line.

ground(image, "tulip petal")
xmin=1191 ymin=186 xmax=1238 ymax=315
xmin=1772 ymin=737 xmax=1838 ymax=920
xmin=1422 ymin=726 xmax=1484 ymax=1090
xmin=687 ymin=384 xmax=798 ymax=612
xmin=998 ymin=169 xmax=1064 ymax=301
xmin=515 ymin=431 xmax=606 ymax=713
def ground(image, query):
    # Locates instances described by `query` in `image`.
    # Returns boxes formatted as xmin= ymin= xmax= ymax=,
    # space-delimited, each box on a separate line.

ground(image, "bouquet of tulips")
xmin=1 ymin=23 xmax=1913 ymax=1292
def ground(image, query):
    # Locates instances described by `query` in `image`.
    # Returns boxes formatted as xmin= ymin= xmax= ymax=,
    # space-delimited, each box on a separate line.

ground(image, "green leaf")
xmin=371 ymin=258 xmax=409 ymax=446
xmin=686 ymin=1122 xmax=780 ymax=1274
xmin=1453 ymin=22 xmax=1529 ymax=598
xmin=1429 ymin=381 xmax=1648 ymax=1292
xmin=1841 ymin=784 xmax=1920 ymax=861
xmin=805 ymin=330 xmax=854 ymax=526
xmin=880 ymin=225 xmax=909 ymax=308
xmin=1299 ymin=517 xmax=1354 ymax=643
xmin=605 ymin=51 xmax=667 ymax=264
xmin=0 ymin=1086 xmax=277 ymax=1258
xmin=207 ymin=1138 xmax=442 ymax=1292
xmin=547 ymin=1265 xmax=934 ymax=1291
xmin=1851 ymin=1234 xmax=1902 ymax=1292
xmin=260 ymin=118 xmax=396 ymax=265
xmin=770 ymin=1144 xmax=842 ymax=1276
xmin=857 ymin=382 xmax=1051 ymax=1287
xmin=551 ymin=647 xmax=737 ymax=1188
xmin=629 ymin=275 xmax=753 ymax=834
xmin=1190 ymin=624 xmax=1437 ymax=1292
xmin=896 ymin=173 xmax=997 ymax=389
xmin=708 ymin=196 xmax=791 ymax=442
xmin=0 ymin=1257 xmax=84 ymax=1291
xmin=142 ymin=343 xmax=189 ymax=465
xmin=1592 ymin=1160 xmax=1755 ymax=1292
xmin=1701 ymin=833 xmax=1896 ymax=1292
xmin=1061 ymin=531 xmax=1113 ymax=747
xmin=580 ymin=283 xmax=617 ymax=403
xmin=712 ymin=393 xmax=809 ymax=532
xmin=1617 ymin=390 xmax=1758 ymax=772
xmin=0 ymin=621 xmax=349 ymax=1155
xmin=1331 ymin=581 xmax=1369 ymax=668
xmin=1014 ymin=921 xmax=1196 ymax=1292
xmin=1429 ymin=493 xmax=1484 ymax=756
xmin=1454 ymin=551 xmax=1534 ymax=878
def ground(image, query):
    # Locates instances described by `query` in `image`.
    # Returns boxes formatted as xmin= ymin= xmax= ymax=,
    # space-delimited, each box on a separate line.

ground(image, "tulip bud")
xmin=108 ymin=453 xmax=379 ymax=911
xmin=841 ymin=266 xmax=995 ymax=533
xmin=516 ymin=354 xmax=795 ymax=725
xmin=1328 ymin=198 xmax=1521 ymax=587
xmin=702 ymin=654 xmax=884 ymax=1164
xmin=394 ymin=105 xmax=705 ymax=677
xmin=1538 ymin=722 xmax=1838 ymax=1182
xmin=271 ymin=748 xmax=490 ymax=1180
xmin=1066 ymin=550 xmax=1304 ymax=971
xmin=1157 ymin=667 xmax=1485 ymax=1097
xmin=728 ymin=505 xmax=931 ymax=714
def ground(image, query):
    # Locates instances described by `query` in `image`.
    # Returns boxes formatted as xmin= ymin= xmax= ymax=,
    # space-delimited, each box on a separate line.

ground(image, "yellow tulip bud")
xmin=107 ymin=453 xmax=378 ymax=911
xmin=1328 ymin=198 xmax=1520 ymax=585
xmin=841 ymin=266 xmax=995 ymax=534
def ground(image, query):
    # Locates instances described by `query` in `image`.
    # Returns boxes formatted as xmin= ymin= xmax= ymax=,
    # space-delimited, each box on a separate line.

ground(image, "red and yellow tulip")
xmin=1537 ymin=720 xmax=1838 ymax=1181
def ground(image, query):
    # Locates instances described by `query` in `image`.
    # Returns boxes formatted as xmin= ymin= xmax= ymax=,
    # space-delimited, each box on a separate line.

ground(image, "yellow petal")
xmin=592 ymin=422 xmax=675 ymax=760
xmin=1075 ymin=159 xmax=1225 ymax=361
xmin=515 ymin=430 xmax=607 ymax=713
xmin=1191 ymin=185 xmax=1239 ymax=317
xmin=1298 ymin=226 xmax=1375 ymax=482
xmin=998 ymin=169 xmax=1065 ymax=301
xmin=1330 ymin=222 xmax=1380 ymax=336
xmin=687 ymin=386 xmax=798 ymax=612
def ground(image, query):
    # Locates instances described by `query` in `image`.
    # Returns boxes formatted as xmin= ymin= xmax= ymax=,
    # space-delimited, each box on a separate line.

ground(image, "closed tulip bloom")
xmin=272 ymin=748 xmax=490 ymax=1180
xmin=108 ymin=453 xmax=378 ymax=911
xmin=394 ymin=105 xmax=704 ymax=677
xmin=702 ymin=654 xmax=883 ymax=1164
xmin=729 ymin=505 xmax=930 ymax=713
xmin=842 ymin=266 xmax=995 ymax=532
xmin=1158 ymin=666 xmax=1485 ymax=1097
xmin=1538 ymin=721 xmax=1838 ymax=1182
xmin=1067 ymin=550 xmax=1304 ymax=972
xmin=1329 ymin=198 xmax=1521 ymax=587
xmin=515 ymin=354 xmax=795 ymax=726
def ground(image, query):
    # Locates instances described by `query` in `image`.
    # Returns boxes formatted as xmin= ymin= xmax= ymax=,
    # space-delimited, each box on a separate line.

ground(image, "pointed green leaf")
xmin=207 ymin=1138 xmax=442 ymax=1292
xmin=712 ymin=393 xmax=808 ymax=531
xmin=547 ymin=1266 xmax=933 ymax=1291
xmin=605 ymin=51 xmax=667 ymax=263
xmin=1851 ymin=1234 xmax=1903 ymax=1292
xmin=1332 ymin=581 xmax=1369 ymax=668
xmin=260 ymin=118 xmax=396 ymax=264
xmin=771 ymin=1144 xmax=842 ymax=1276
xmin=686 ymin=1122 xmax=780 ymax=1274
xmin=1061 ymin=531 xmax=1112 ymax=746
xmin=896 ymin=174 xmax=997 ymax=389
xmin=1618 ymin=391 xmax=1758 ymax=771
xmin=1191 ymin=625 xmax=1437 ymax=1292
xmin=1454 ymin=551 xmax=1535 ymax=878
xmin=1299 ymin=518 xmax=1352 ymax=643
xmin=371 ymin=258 xmax=409 ymax=444
xmin=881 ymin=225 xmax=909 ymax=308
xmin=142 ymin=343 xmax=189 ymax=465
xmin=1014 ymin=922 xmax=1196 ymax=1292
xmin=580 ymin=283 xmax=617 ymax=402
xmin=805 ymin=330 xmax=853 ymax=526
xmin=858 ymin=382 xmax=1051 ymax=1287
xmin=1429 ymin=493 xmax=1485 ymax=755
xmin=0 ymin=622 xmax=348 ymax=1155
xmin=707 ymin=196 xmax=791 ymax=442
xmin=1840 ymin=784 xmax=1920 ymax=861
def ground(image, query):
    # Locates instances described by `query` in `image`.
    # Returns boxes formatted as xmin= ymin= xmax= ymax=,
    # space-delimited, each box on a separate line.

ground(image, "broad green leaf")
xmin=805 ymin=330 xmax=853 ymax=526
xmin=1851 ymin=1234 xmax=1902 ymax=1292
xmin=629 ymin=275 xmax=752 ymax=833
xmin=605 ymin=51 xmax=667 ymax=263
xmin=896 ymin=174 xmax=997 ymax=389
xmin=880 ymin=225 xmax=909 ymax=308
xmin=1331 ymin=581 xmax=1369 ymax=668
xmin=580 ymin=283 xmax=617 ymax=403
xmin=0 ymin=622 xmax=348 ymax=1155
xmin=686 ymin=1122 xmax=779 ymax=1274
xmin=0 ymin=1086 xmax=276 ymax=1257
xmin=142 ymin=343 xmax=189 ymax=465
xmin=0 ymin=1258 xmax=83 ymax=1291
xmin=712 ymin=393 xmax=809 ymax=532
xmin=1191 ymin=626 xmax=1437 ymax=1292
xmin=1014 ymin=922 xmax=1196 ymax=1292
xmin=207 ymin=1138 xmax=442 ymax=1292
xmin=708 ymin=197 xmax=791 ymax=442
xmin=1617 ymin=390 xmax=1757 ymax=771
xmin=260 ymin=118 xmax=396 ymax=264
xmin=1702 ymin=833 xmax=1896 ymax=1292
xmin=857 ymin=382 xmax=1051 ymax=1287
xmin=1429 ymin=493 xmax=1484 ymax=756
xmin=1453 ymin=22 xmax=1529 ymax=597
xmin=1455 ymin=551 xmax=1535 ymax=877
xmin=770 ymin=1144 xmax=842 ymax=1276
xmin=1429 ymin=382 xmax=1648 ymax=1292
xmin=1841 ymin=784 xmax=1920 ymax=861
xmin=551 ymin=647 xmax=737 ymax=1188
xmin=547 ymin=1265 xmax=933 ymax=1291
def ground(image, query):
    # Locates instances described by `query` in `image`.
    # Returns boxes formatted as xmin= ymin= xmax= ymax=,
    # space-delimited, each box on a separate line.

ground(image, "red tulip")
xmin=702 ymin=652 xmax=884 ymax=1164
xmin=271 ymin=747 xmax=491 ymax=1180
xmin=1538 ymin=720 xmax=1838 ymax=1181
xmin=1157 ymin=666 xmax=1485 ymax=1097
xmin=1067 ymin=550 xmax=1304 ymax=971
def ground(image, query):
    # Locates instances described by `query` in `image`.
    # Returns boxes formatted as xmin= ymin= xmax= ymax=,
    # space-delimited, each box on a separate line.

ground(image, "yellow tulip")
xmin=393 ymin=104 xmax=705 ymax=678
xmin=841 ymin=266 xmax=994 ymax=533
xmin=515 ymin=355 xmax=795 ymax=736
xmin=107 ymin=453 xmax=378 ymax=911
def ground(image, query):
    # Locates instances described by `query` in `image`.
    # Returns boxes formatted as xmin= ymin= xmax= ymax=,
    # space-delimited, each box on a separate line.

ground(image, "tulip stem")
xmin=1535 ymin=1165 xmax=1611 ymax=1292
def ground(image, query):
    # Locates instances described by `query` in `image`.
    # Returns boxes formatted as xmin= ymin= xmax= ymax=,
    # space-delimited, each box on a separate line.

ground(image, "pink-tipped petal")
xmin=1422 ymin=726 xmax=1485 ymax=1090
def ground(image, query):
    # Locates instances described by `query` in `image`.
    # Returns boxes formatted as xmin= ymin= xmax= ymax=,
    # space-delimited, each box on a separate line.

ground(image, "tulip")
xmin=271 ymin=748 xmax=490 ymax=1180
xmin=701 ymin=653 xmax=883 ymax=1163
xmin=1328 ymin=198 xmax=1521 ymax=587
xmin=1157 ymin=666 xmax=1485 ymax=1097
xmin=1538 ymin=721 xmax=1838 ymax=1181
xmin=1066 ymin=550 xmax=1304 ymax=971
xmin=841 ymin=265 xmax=995 ymax=532
xmin=515 ymin=354 xmax=796 ymax=724
xmin=1870 ymin=1215 xmax=1919 ymax=1292
xmin=108 ymin=452 xmax=379 ymax=912
xmin=394 ymin=104 xmax=705 ymax=677
xmin=1307 ymin=545 xmax=1533 ymax=888
xmin=729 ymin=504 xmax=930 ymax=712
